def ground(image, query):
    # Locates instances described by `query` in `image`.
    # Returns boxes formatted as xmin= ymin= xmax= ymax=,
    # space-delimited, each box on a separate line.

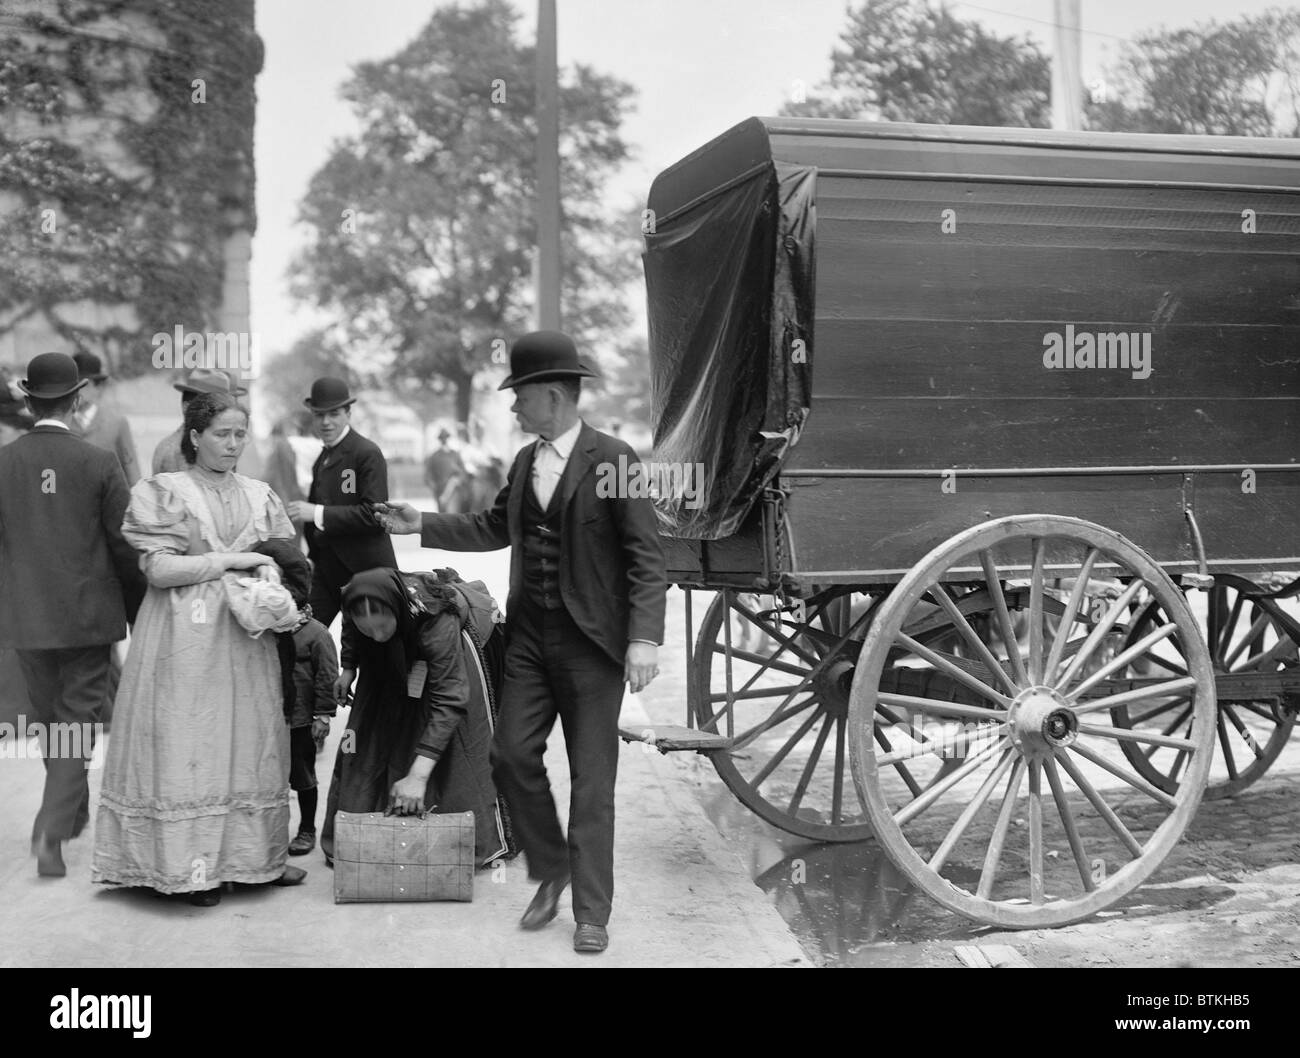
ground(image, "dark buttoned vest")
xmin=521 ymin=470 xmax=565 ymax=611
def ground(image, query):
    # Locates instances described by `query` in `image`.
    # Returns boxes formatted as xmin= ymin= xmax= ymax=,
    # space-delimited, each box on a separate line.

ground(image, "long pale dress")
xmin=92 ymin=468 xmax=296 ymax=893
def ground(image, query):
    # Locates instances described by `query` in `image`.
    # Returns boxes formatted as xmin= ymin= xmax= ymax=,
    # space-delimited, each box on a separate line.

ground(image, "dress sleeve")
xmin=413 ymin=612 xmax=470 ymax=763
xmin=122 ymin=476 xmax=224 ymax=587
xmin=252 ymin=479 xmax=296 ymax=541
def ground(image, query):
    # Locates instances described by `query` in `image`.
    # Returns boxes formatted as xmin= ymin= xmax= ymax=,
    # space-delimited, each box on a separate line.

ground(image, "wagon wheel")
xmin=691 ymin=589 xmax=881 ymax=841
xmin=847 ymin=515 xmax=1217 ymax=928
xmin=1110 ymin=574 xmax=1298 ymax=800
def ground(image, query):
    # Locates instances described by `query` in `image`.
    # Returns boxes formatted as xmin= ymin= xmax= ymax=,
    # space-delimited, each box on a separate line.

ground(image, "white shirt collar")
xmin=34 ymin=418 xmax=70 ymax=430
xmin=539 ymin=419 xmax=582 ymax=460
xmin=324 ymin=425 xmax=351 ymax=450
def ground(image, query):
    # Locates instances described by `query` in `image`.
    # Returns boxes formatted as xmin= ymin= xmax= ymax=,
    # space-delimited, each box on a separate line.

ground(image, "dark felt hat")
xmin=175 ymin=367 xmax=247 ymax=397
xmin=73 ymin=351 xmax=108 ymax=382
xmin=19 ymin=353 xmax=88 ymax=400
xmin=303 ymin=377 xmax=356 ymax=412
xmin=497 ymin=331 xmax=599 ymax=390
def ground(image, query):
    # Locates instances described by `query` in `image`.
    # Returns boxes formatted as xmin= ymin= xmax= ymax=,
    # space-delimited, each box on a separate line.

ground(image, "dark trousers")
xmin=307 ymin=547 xmax=351 ymax=630
xmin=492 ymin=602 xmax=624 ymax=926
xmin=15 ymin=645 xmax=110 ymax=842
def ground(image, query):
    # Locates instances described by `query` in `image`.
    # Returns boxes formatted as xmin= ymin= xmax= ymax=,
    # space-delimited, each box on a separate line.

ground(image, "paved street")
xmin=0 ymin=523 xmax=808 ymax=968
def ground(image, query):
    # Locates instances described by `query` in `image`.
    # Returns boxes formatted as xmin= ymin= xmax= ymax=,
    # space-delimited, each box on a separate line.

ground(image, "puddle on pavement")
xmin=699 ymin=784 xmax=1236 ymax=966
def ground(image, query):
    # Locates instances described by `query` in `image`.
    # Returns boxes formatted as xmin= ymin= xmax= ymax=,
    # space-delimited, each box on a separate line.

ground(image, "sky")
xmin=252 ymin=0 xmax=1296 ymax=360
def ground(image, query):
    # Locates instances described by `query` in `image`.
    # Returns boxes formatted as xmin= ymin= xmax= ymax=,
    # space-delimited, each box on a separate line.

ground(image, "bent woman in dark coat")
xmin=320 ymin=568 xmax=513 ymax=866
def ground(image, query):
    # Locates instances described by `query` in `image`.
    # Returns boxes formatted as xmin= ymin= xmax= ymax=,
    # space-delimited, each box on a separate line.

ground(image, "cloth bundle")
xmin=222 ymin=570 xmax=300 ymax=638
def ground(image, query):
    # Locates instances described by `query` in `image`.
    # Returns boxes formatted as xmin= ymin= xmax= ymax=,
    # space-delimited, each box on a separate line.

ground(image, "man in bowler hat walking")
xmin=0 ymin=353 xmax=145 ymax=877
xmin=379 ymin=331 xmax=667 ymax=953
xmin=287 ymin=378 xmax=396 ymax=629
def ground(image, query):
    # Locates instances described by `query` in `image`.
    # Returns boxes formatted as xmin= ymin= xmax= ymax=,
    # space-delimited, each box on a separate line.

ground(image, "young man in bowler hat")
xmin=286 ymin=378 xmax=396 ymax=629
xmin=379 ymin=331 xmax=667 ymax=954
xmin=0 ymin=353 xmax=145 ymax=877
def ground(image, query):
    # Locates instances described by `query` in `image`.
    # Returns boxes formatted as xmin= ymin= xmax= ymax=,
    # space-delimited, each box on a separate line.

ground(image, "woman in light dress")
xmin=92 ymin=392 xmax=307 ymax=906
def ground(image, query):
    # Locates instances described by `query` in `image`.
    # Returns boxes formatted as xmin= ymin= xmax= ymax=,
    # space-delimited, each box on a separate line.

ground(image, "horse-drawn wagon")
xmin=638 ymin=117 xmax=1300 ymax=927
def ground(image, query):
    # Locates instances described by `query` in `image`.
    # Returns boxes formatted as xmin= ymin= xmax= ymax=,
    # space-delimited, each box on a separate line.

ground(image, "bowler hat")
xmin=175 ymin=367 xmax=247 ymax=397
xmin=19 ymin=352 xmax=88 ymax=400
xmin=303 ymin=377 xmax=356 ymax=412
xmin=497 ymin=331 xmax=599 ymax=390
xmin=73 ymin=351 xmax=108 ymax=383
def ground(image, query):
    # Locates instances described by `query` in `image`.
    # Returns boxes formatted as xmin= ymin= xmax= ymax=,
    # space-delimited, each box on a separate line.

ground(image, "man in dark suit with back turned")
xmin=379 ymin=331 xmax=667 ymax=954
xmin=286 ymin=378 xmax=396 ymax=629
xmin=0 ymin=353 xmax=144 ymax=877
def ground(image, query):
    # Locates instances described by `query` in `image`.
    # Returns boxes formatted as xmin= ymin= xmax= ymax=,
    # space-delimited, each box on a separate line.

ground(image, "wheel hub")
xmin=814 ymin=658 xmax=855 ymax=719
xmin=1008 ymin=686 xmax=1078 ymax=757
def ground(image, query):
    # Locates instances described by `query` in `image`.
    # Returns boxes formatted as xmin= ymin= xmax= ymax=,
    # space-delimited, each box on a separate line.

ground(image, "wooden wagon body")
xmin=638 ymin=118 xmax=1300 ymax=930
xmin=645 ymin=117 xmax=1300 ymax=588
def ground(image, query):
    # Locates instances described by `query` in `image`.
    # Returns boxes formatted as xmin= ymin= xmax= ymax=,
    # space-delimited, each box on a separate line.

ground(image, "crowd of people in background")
xmin=0 ymin=333 xmax=666 ymax=956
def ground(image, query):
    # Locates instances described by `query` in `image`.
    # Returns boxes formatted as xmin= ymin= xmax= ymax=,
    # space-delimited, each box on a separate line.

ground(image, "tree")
xmin=1087 ymin=11 xmax=1300 ymax=136
xmin=782 ymin=0 xmax=1050 ymax=127
xmin=256 ymin=327 xmax=357 ymax=429
xmin=290 ymin=0 xmax=637 ymax=432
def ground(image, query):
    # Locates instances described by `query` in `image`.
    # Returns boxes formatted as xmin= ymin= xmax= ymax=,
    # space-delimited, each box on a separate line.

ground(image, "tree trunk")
xmin=455 ymin=372 xmax=473 ymax=438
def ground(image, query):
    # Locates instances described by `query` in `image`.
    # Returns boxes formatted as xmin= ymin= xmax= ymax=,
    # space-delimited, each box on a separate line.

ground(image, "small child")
xmin=252 ymin=539 xmax=339 ymax=857
xmin=288 ymin=608 xmax=338 ymax=855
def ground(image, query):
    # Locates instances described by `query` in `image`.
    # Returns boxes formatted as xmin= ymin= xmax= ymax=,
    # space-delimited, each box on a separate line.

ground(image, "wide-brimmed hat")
xmin=303 ymin=377 xmax=356 ymax=412
xmin=72 ymin=351 xmax=108 ymax=383
xmin=497 ymin=331 xmax=599 ymax=390
xmin=19 ymin=352 xmax=88 ymax=400
xmin=174 ymin=367 xmax=247 ymax=397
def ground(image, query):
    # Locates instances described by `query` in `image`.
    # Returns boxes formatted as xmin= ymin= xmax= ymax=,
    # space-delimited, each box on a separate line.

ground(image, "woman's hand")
xmin=388 ymin=774 xmax=428 ymax=815
xmin=334 ymin=668 xmax=356 ymax=706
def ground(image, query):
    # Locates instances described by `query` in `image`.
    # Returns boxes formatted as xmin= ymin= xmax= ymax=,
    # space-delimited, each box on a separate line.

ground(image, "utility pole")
xmin=1051 ymin=0 xmax=1083 ymax=130
xmin=535 ymin=0 xmax=561 ymax=330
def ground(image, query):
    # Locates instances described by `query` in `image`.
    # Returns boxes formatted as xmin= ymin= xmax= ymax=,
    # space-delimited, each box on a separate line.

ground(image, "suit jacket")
xmin=0 ymin=425 xmax=145 ymax=649
xmin=76 ymin=405 xmax=140 ymax=485
xmin=419 ymin=422 xmax=666 ymax=665
xmin=305 ymin=427 xmax=396 ymax=575
xmin=152 ymin=425 xmax=185 ymax=475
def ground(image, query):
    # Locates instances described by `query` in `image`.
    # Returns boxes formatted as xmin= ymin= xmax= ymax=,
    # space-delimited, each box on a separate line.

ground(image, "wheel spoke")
xmin=1215 ymin=710 xmax=1238 ymax=781
xmin=1068 ymin=622 xmax=1178 ymax=701
xmin=1218 ymin=592 xmax=1246 ymax=662
xmin=873 ymin=725 xmax=924 ymax=799
xmin=710 ymin=644 xmax=808 ymax=678
xmin=1142 ymin=704 xmax=1193 ymax=759
xmin=1077 ymin=720 xmax=1198 ymax=752
xmin=978 ymin=550 xmax=1030 ymax=687
xmin=1043 ymin=755 xmax=1095 ymax=892
xmin=831 ymin=716 xmax=847 ymax=824
xmin=1128 ymin=695 xmax=1190 ymax=726
xmin=1028 ymin=760 xmax=1045 ymax=904
xmin=730 ymin=597 xmax=823 ymax=667
xmin=749 ymin=707 xmax=824 ymax=788
xmin=1221 ymin=703 xmax=1266 ymax=760
xmin=1044 ymin=548 xmax=1100 ymax=683
xmin=730 ymin=694 xmax=820 ymax=750
xmin=1070 ymin=676 xmax=1198 ymax=719
xmin=1054 ymin=578 xmax=1146 ymax=692
xmin=929 ymin=749 xmax=1015 ymax=872
xmin=877 ymin=691 xmax=1007 ymax=723
xmin=1055 ymin=748 xmax=1144 ymax=858
xmin=707 ymin=684 xmax=809 ymax=704
xmin=976 ymin=756 xmax=1027 ymax=900
xmin=787 ymin=714 xmax=834 ymax=816
xmin=1028 ymin=538 xmax=1047 ymax=684
xmin=895 ymin=632 xmax=1013 ymax=707
xmin=892 ymin=737 xmax=1008 ymax=826
xmin=1223 ymin=614 xmax=1270 ymax=670
xmin=1068 ymin=740 xmax=1179 ymax=808
xmin=875 ymin=723 xmax=1008 ymax=767
xmin=927 ymin=583 xmax=1021 ymax=696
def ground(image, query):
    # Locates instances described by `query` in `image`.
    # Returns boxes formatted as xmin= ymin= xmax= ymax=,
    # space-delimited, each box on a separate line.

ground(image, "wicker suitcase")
xmin=332 ymin=810 xmax=474 ymax=903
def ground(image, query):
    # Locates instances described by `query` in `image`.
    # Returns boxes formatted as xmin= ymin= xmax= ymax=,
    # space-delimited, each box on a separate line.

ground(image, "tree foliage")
xmin=1087 ymin=10 xmax=1300 ymax=136
xmin=782 ymin=0 xmax=1050 ymax=127
xmin=290 ymin=0 xmax=638 ymax=429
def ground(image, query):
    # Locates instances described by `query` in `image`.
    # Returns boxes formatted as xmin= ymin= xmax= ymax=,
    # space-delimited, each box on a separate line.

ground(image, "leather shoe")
xmin=520 ymin=875 xmax=569 ymax=930
xmin=188 ymin=888 xmax=222 ymax=907
xmin=573 ymin=923 xmax=608 ymax=953
xmin=270 ymin=865 xmax=308 ymax=886
xmin=288 ymin=830 xmax=316 ymax=856
xmin=33 ymin=834 xmax=66 ymax=878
